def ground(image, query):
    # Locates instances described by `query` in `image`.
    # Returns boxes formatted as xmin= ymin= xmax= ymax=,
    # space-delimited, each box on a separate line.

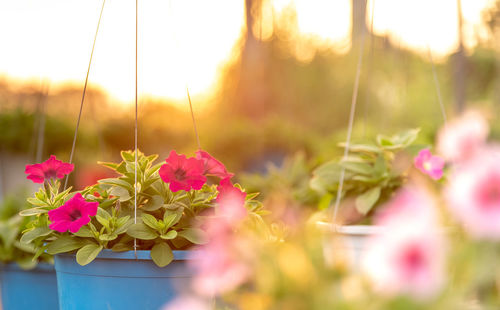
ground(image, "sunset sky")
xmin=0 ymin=0 xmax=492 ymax=103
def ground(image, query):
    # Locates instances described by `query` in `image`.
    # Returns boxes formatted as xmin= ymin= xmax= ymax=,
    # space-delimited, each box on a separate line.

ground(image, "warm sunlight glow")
xmin=0 ymin=0 xmax=491 ymax=103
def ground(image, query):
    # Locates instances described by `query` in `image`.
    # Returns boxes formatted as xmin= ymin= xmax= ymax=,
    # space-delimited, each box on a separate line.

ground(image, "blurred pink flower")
xmin=445 ymin=148 xmax=500 ymax=239
xmin=414 ymin=149 xmax=444 ymax=180
xmin=437 ymin=111 xmax=488 ymax=163
xmin=190 ymin=207 xmax=250 ymax=296
xmin=25 ymin=155 xmax=74 ymax=184
xmin=162 ymin=295 xmax=209 ymax=310
xmin=216 ymin=178 xmax=247 ymax=223
xmin=48 ymin=193 xmax=98 ymax=233
xmin=159 ymin=150 xmax=206 ymax=192
xmin=196 ymin=150 xmax=234 ymax=180
xmin=363 ymin=187 xmax=446 ymax=300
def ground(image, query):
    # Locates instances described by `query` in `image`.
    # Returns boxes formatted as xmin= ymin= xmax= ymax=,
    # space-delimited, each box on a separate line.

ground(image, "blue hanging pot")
xmin=0 ymin=262 xmax=59 ymax=310
xmin=55 ymin=249 xmax=196 ymax=310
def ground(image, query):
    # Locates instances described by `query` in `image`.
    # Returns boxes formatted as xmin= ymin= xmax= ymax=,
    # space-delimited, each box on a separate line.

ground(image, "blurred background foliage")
xmin=2 ymin=0 xmax=500 ymax=201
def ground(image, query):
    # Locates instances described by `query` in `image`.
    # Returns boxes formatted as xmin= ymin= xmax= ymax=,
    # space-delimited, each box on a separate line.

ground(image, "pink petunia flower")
xmin=48 ymin=193 xmax=98 ymax=233
xmin=190 ymin=220 xmax=250 ymax=296
xmin=162 ymin=295 xmax=209 ymax=310
xmin=25 ymin=155 xmax=74 ymax=184
xmin=159 ymin=150 xmax=207 ymax=192
xmin=414 ymin=149 xmax=444 ymax=180
xmin=363 ymin=187 xmax=446 ymax=300
xmin=195 ymin=150 xmax=234 ymax=180
xmin=445 ymin=147 xmax=500 ymax=239
xmin=437 ymin=111 xmax=488 ymax=163
xmin=216 ymin=178 xmax=247 ymax=223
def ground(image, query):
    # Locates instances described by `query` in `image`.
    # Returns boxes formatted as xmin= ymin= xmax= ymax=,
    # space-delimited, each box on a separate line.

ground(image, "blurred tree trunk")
xmin=352 ymin=0 xmax=367 ymax=48
xmin=453 ymin=0 xmax=466 ymax=114
xmin=236 ymin=0 xmax=270 ymax=119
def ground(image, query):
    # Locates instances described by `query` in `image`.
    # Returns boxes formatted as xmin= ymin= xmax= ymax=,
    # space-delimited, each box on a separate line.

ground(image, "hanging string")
xmin=186 ymin=88 xmax=202 ymax=150
xmin=362 ymin=0 xmax=375 ymax=138
xmin=35 ymin=84 xmax=48 ymax=163
xmin=64 ymin=0 xmax=106 ymax=190
xmin=427 ymin=46 xmax=447 ymax=124
xmin=330 ymin=0 xmax=368 ymax=224
xmin=134 ymin=0 xmax=139 ymax=259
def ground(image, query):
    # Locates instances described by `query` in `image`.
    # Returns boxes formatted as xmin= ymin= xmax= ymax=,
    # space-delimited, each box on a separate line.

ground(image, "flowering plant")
xmin=309 ymin=128 xmax=440 ymax=222
xmin=21 ymin=150 xmax=265 ymax=267
xmin=0 ymin=191 xmax=53 ymax=269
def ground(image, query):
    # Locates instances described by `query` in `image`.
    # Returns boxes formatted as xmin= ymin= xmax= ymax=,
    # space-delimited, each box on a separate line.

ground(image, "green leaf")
xmin=177 ymin=228 xmax=207 ymax=245
xmin=142 ymin=214 xmax=160 ymax=230
xmin=98 ymin=178 xmax=134 ymax=192
xmin=46 ymin=236 xmax=86 ymax=255
xmin=318 ymin=193 xmax=333 ymax=211
xmin=26 ymin=198 xmax=46 ymax=207
xmin=121 ymin=151 xmax=135 ymax=162
xmin=96 ymin=215 xmax=109 ymax=227
xmin=114 ymin=218 xmax=133 ymax=235
xmin=20 ymin=226 xmax=52 ymax=244
xmin=73 ymin=225 xmax=94 ymax=238
xmin=76 ymin=243 xmax=103 ymax=266
xmin=163 ymin=212 xmax=182 ymax=229
xmin=338 ymin=143 xmax=381 ymax=154
xmin=339 ymin=161 xmax=373 ymax=175
xmin=355 ymin=187 xmax=381 ymax=215
xmin=109 ymin=187 xmax=131 ymax=202
xmin=160 ymin=230 xmax=178 ymax=240
xmin=98 ymin=161 xmax=118 ymax=170
xmin=142 ymin=195 xmax=164 ymax=211
xmin=19 ymin=207 xmax=47 ymax=216
xmin=126 ymin=223 xmax=158 ymax=240
xmin=99 ymin=233 xmax=118 ymax=241
xmin=97 ymin=208 xmax=111 ymax=220
xmin=150 ymin=242 xmax=173 ymax=267
xmin=111 ymin=242 xmax=133 ymax=252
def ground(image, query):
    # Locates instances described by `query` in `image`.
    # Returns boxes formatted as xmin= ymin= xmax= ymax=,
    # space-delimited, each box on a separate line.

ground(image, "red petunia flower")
xmin=216 ymin=178 xmax=247 ymax=223
xmin=159 ymin=150 xmax=207 ymax=192
xmin=48 ymin=193 xmax=98 ymax=233
xmin=195 ymin=150 xmax=234 ymax=180
xmin=25 ymin=155 xmax=74 ymax=184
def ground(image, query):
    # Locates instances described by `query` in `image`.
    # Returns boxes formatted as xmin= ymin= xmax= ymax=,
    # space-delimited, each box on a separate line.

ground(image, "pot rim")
xmin=316 ymin=221 xmax=383 ymax=235
xmin=56 ymin=249 xmax=200 ymax=261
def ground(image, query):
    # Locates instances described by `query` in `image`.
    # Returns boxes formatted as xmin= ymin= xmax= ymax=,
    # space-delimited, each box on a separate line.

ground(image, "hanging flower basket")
xmin=20 ymin=150 xmax=265 ymax=309
xmin=0 ymin=263 xmax=59 ymax=310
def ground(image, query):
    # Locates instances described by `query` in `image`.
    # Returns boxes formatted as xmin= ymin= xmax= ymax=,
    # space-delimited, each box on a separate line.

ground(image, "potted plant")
xmin=309 ymin=128 xmax=444 ymax=267
xmin=0 ymin=190 xmax=58 ymax=310
xmin=20 ymin=150 xmax=265 ymax=310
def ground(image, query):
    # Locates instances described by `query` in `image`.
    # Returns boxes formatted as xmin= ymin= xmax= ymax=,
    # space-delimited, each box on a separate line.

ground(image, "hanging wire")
xmin=35 ymin=84 xmax=48 ymax=163
xmin=362 ymin=0 xmax=375 ymax=138
xmin=427 ymin=45 xmax=447 ymax=124
xmin=64 ymin=0 xmax=106 ymax=190
xmin=330 ymin=0 xmax=369 ymax=225
xmin=186 ymin=88 xmax=202 ymax=150
xmin=134 ymin=0 xmax=139 ymax=259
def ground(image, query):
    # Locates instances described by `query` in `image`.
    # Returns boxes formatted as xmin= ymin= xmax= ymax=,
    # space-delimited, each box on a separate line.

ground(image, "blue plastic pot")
xmin=0 ymin=262 xmax=59 ymax=310
xmin=54 ymin=250 xmax=196 ymax=310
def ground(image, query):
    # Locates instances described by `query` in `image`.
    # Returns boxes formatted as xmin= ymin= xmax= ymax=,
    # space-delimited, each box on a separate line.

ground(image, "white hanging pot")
xmin=316 ymin=221 xmax=383 ymax=270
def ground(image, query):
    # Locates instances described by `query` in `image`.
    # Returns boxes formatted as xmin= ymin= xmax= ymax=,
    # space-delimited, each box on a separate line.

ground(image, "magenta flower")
xmin=195 ymin=150 xmax=234 ymax=180
xmin=159 ymin=150 xmax=207 ymax=192
xmin=216 ymin=178 xmax=247 ymax=223
xmin=437 ymin=111 xmax=488 ymax=163
xmin=363 ymin=187 xmax=446 ymax=300
xmin=445 ymin=148 xmax=500 ymax=239
xmin=25 ymin=155 xmax=74 ymax=184
xmin=414 ymin=149 xmax=444 ymax=180
xmin=48 ymin=193 xmax=98 ymax=233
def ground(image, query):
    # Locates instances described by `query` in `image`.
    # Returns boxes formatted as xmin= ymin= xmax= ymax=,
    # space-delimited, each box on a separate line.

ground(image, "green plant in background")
xmin=310 ymin=128 xmax=425 ymax=222
xmin=0 ymin=191 xmax=53 ymax=269
xmin=21 ymin=150 xmax=266 ymax=267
